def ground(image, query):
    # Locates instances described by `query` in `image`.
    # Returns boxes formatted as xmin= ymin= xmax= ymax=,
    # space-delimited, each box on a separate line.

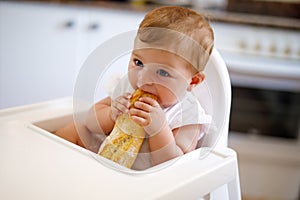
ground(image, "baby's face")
xmin=128 ymin=49 xmax=197 ymax=108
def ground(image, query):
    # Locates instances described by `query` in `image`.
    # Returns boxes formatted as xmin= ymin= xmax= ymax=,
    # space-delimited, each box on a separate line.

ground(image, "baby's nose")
xmin=137 ymin=69 xmax=154 ymax=87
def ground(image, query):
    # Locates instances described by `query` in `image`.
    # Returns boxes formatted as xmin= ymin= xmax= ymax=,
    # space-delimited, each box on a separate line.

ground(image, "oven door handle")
xmin=226 ymin=61 xmax=300 ymax=81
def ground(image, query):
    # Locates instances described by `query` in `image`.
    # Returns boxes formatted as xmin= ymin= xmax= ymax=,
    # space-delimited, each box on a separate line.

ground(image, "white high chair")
xmin=0 ymin=49 xmax=241 ymax=200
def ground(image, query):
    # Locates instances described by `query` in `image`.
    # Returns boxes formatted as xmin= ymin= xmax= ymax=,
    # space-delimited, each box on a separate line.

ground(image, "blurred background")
xmin=0 ymin=0 xmax=299 ymax=199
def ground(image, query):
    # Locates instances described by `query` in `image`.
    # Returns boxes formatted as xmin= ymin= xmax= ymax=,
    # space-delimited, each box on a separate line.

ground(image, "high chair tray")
xmin=0 ymin=98 xmax=238 ymax=200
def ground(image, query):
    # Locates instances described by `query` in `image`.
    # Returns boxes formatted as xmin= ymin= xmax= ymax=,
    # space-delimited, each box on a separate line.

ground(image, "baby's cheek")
xmin=158 ymin=92 xmax=178 ymax=107
xmin=128 ymin=74 xmax=138 ymax=90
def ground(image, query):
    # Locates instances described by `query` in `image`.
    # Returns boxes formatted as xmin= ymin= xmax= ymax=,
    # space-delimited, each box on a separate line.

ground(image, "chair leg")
xmin=227 ymin=166 xmax=241 ymax=200
xmin=210 ymin=185 xmax=229 ymax=200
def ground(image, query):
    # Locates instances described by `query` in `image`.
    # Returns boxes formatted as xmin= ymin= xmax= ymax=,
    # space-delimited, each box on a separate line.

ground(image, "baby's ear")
xmin=187 ymin=72 xmax=205 ymax=91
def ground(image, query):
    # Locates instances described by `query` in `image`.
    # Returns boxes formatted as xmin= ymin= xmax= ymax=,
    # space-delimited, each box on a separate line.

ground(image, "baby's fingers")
xmin=113 ymin=99 xmax=129 ymax=113
xmin=130 ymin=115 xmax=149 ymax=127
xmin=130 ymin=108 xmax=150 ymax=125
xmin=133 ymin=101 xmax=152 ymax=112
xmin=117 ymin=93 xmax=131 ymax=106
xmin=139 ymin=97 xmax=159 ymax=107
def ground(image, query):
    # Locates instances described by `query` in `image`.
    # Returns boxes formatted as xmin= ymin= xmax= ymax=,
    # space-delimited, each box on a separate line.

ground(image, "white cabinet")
xmin=0 ymin=2 xmax=81 ymax=109
xmin=83 ymin=8 xmax=144 ymax=57
xmin=0 ymin=2 xmax=144 ymax=109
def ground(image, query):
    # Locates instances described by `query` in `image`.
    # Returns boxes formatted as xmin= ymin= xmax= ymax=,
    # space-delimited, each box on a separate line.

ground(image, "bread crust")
xmin=98 ymin=89 xmax=157 ymax=168
xmin=129 ymin=88 xmax=157 ymax=108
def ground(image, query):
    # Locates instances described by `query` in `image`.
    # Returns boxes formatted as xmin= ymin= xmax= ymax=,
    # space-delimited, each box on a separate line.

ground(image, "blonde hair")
xmin=136 ymin=6 xmax=214 ymax=71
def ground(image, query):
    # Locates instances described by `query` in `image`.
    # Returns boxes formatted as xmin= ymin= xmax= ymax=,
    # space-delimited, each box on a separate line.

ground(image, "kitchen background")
xmin=0 ymin=0 xmax=299 ymax=199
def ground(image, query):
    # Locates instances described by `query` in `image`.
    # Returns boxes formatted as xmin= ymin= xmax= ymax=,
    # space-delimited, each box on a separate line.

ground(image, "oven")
xmin=212 ymin=22 xmax=300 ymax=140
xmin=228 ymin=60 xmax=300 ymax=140
xmin=230 ymin=85 xmax=299 ymax=139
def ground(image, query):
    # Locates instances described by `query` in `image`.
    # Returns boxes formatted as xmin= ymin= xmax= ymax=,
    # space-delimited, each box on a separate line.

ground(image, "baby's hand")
xmin=111 ymin=92 xmax=131 ymax=121
xmin=130 ymin=97 xmax=167 ymax=136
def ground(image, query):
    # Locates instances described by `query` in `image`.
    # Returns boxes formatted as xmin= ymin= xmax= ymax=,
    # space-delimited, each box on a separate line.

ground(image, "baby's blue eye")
xmin=156 ymin=69 xmax=170 ymax=77
xmin=134 ymin=59 xmax=144 ymax=68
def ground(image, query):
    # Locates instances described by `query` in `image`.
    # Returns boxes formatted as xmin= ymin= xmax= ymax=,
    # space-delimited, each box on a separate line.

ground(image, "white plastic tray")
xmin=0 ymin=98 xmax=239 ymax=200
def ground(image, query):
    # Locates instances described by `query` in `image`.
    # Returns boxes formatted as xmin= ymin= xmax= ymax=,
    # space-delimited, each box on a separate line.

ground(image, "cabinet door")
xmin=83 ymin=8 xmax=145 ymax=57
xmin=0 ymin=2 xmax=81 ymax=109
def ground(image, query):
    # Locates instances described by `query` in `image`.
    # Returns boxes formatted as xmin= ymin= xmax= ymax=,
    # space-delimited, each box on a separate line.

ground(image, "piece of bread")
xmin=98 ymin=89 xmax=157 ymax=168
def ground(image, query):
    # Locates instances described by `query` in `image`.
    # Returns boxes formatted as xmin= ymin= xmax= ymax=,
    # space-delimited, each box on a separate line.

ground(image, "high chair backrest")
xmin=194 ymin=49 xmax=231 ymax=149
xmin=96 ymin=48 xmax=231 ymax=150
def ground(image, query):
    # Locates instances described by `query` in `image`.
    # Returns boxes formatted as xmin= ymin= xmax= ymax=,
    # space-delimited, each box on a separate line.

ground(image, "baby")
xmin=55 ymin=6 xmax=214 ymax=170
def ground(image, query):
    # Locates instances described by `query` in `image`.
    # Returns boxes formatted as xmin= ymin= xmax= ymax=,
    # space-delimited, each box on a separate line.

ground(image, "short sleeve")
xmin=164 ymin=92 xmax=212 ymax=138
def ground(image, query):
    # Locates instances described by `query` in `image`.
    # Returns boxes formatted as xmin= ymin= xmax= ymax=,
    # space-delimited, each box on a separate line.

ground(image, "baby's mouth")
xmin=138 ymin=86 xmax=154 ymax=94
xmin=138 ymin=87 xmax=161 ymax=101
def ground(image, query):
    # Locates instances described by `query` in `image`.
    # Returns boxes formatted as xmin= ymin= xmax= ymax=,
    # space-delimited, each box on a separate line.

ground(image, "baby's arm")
xmin=148 ymin=124 xmax=200 ymax=165
xmin=85 ymin=97 xmax=114 ymax=134
xmin=54 ymin=97 xmax=112 ymax=149
xmin=54 ymin=120 xmax=101 ymax=151
xmin=85 ymin=93 xmax=131 ymax=134
xmin=54 ymin=97 xmax=113 ymax=146
xmin=54 ymin=94 xmax=129 ymax=152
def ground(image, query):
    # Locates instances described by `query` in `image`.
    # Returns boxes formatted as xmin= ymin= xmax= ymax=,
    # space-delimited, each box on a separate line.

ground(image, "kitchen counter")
xmin=2 ymin=0 xmax=300 ymax=30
